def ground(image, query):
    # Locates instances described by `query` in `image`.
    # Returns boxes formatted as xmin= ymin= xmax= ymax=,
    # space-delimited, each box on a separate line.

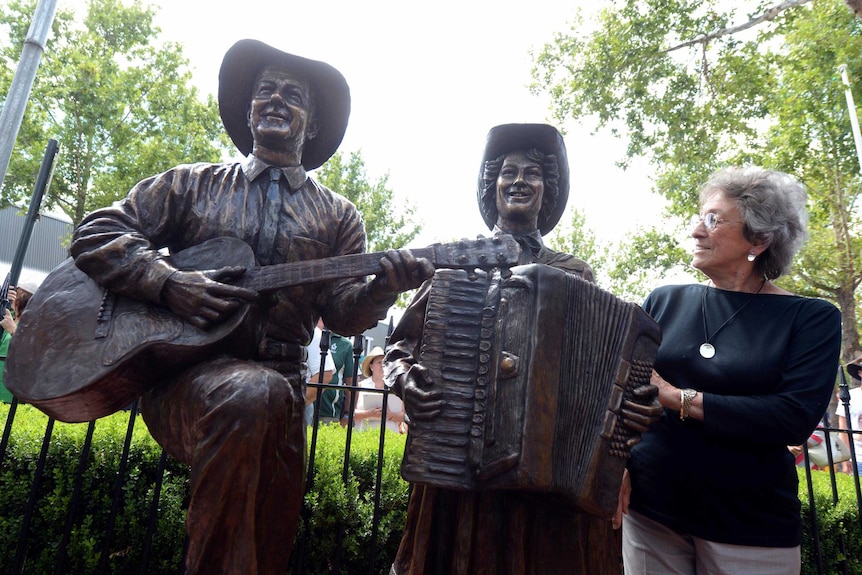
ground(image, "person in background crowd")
xmin=618 ymin=166 xmax=842 ymax=575
xmin=315 ymin=319 xmax=356 ymax=425
xmin=0 ymin=278 xmax=40 ymax=403
xmin=353 ymin=346 xmax=404 ymax=433
xmin=304 ymin=323 xmax=335 ymax=425
xmin=836 ymin=354 xmax=862 ymax=475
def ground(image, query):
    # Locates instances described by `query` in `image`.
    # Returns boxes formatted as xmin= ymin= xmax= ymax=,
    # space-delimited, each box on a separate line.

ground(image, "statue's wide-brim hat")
xmin=218 ymin=39 xmax=350 ymax=170
xmin=477 ymin=123 xmax=569 ymax=236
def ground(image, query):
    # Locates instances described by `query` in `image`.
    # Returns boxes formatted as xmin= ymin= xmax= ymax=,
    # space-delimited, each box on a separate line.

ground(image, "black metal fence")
xmin=1 ymin=362 xmax=861 ymax=574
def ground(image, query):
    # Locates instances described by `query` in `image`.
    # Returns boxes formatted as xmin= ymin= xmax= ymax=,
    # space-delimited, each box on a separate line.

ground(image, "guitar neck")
xmin=237 ymin=247 xmax=437 ymax=292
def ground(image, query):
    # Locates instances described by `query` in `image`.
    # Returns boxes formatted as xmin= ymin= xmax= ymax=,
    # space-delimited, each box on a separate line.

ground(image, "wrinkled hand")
xmin=613 ymin=469 xmax=631 ymax=530
xmin=369 ymin=249 xmax=434 ymax=300
xmin=161 ymin=266 xmax=257 ymax=330
xmin=400 ymin=363 xmax=445 ymax=423
xmin=0 ymin=308 xmax=15 ymax=334
xmin=651 ymin=369 xmax=678 ymax=410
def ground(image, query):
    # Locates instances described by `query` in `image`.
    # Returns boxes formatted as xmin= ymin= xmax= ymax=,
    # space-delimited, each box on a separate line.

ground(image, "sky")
xmin=49 ymin=0 xmax=667 ymax=248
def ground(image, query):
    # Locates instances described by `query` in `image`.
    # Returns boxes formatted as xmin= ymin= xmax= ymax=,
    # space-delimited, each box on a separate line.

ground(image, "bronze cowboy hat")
xmin=477 ymin=123 xmax=569 ymax=236
xmin=218 ymin=39 xmax=351 ymax=170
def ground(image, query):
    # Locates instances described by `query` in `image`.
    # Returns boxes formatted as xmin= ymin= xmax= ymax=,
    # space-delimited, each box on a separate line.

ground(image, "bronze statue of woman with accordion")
xmin=384 ymin=123 xmax=663 ymax=575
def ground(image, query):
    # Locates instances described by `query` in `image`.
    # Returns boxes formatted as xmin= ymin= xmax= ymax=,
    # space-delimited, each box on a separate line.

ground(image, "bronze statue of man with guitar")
xmin=10 ymin=39 xmax=447 ymax=575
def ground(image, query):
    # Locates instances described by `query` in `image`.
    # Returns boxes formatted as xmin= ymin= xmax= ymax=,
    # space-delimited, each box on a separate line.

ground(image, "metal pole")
xmin=0 ymin=0 xmax=58 ymax=193
xmin=8 ymin=138 xmax=59 ymax=285
xmin=839 ymin=64 xmax=862 ymax=175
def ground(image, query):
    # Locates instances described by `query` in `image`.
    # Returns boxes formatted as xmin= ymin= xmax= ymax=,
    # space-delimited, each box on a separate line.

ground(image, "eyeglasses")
xmin=689 ymin=212 xmax=743 ymax=232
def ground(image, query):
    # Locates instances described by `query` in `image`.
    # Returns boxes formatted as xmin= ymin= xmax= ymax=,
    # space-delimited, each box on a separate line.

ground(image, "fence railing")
xmin=1 ymin=364 xmax=861 ymax=574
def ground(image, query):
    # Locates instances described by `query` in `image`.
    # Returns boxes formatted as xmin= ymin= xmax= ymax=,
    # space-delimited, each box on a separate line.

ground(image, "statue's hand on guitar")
xmin=5 ymin=235 xmax=522 ymax=423
xmin=367 ymin=249 xmax=435 ymax=301
xmin=162 ymin=266 xmax=258 ymax=330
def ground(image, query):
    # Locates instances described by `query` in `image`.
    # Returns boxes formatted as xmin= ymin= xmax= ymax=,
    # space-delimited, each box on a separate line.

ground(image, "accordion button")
xmin=500 ymin=356 xmax=516 ymax=373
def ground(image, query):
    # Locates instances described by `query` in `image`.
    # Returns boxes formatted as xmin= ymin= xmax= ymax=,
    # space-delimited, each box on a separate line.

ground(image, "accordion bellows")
xmin=402 ymin=264 xmax=661 ymax=519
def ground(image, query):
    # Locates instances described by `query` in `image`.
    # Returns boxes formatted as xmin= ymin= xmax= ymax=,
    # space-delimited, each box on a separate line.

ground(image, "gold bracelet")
xmin=680 ymin=388 xmax=697 ymax=420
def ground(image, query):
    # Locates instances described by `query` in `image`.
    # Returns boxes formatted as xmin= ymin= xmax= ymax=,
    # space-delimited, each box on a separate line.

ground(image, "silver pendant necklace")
xmin=700 ymin=279 xmax=765 ymax=359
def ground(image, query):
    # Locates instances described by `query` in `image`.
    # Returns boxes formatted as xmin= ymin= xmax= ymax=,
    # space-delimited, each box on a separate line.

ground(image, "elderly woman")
xmin=618 ymin=166 xmax=841 ymax=574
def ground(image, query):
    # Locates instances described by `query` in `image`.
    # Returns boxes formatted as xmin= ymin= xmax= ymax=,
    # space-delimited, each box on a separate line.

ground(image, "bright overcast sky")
xmin=52 ymin=0 xmax=665 ymax=247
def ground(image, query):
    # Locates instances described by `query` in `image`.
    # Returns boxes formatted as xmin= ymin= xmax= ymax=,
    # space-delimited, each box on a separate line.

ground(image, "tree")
xmin=547 ymin=209 xmax=693 ymax=302
xmin=315 ymin=150 xmax=424 ymax=309
xmin=0 ymin=0 xmax=229 ymax=226
xmin=315 ymin=150 xmax=422 ymax=253
xmin=533 ymin=0 xmax=862 ymax=359
xmin=547 ymin=208 xmax=604 ymax=272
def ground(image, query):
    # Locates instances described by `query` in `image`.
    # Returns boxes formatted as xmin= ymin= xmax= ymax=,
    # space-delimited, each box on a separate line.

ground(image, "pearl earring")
xmin=747 ymin=252 xmax=756 ymax=262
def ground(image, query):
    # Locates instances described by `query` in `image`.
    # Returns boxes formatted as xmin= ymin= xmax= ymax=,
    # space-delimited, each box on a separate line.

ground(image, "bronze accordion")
xmin=401 ymin=263 xmax=661 ymax=519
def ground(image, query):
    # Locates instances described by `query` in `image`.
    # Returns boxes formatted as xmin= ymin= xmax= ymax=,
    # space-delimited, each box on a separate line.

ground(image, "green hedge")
xmin=0 ymin=404 xmax=186 ymax=574
xmin=0 ymin=404 xmax=408 ymax=574
xmin=2 ymin=404 xmax=861 ymax=574
xmin=800 ymin=467 xmax=862 ymax=575
xmin=297 ymin=425 xmax=409 ymax=574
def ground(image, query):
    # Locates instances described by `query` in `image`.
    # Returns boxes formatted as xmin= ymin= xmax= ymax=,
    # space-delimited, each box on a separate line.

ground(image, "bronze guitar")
xmin=5 ymin=235 xmax=521 ymax=423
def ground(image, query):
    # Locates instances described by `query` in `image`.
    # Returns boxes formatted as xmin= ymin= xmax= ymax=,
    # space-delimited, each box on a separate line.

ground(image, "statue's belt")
xmin=258 ymin=338 xmax=308 ymax=362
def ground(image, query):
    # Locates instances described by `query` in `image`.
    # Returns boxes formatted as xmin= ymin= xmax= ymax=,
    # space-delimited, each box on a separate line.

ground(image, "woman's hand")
xmin=0 ymin=308 xmax=16 ymax=335
xmin=651 ymin=370 xmax=677 ymax=410
xmin=613 ymin=469 xmax=631 ymax=530
xmin=356 ymin=407 xmax=382 ymax=422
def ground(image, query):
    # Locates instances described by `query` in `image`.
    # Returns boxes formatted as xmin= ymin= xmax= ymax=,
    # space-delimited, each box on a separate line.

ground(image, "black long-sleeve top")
xmin=629 ymin=283 xmax=841 ymax=547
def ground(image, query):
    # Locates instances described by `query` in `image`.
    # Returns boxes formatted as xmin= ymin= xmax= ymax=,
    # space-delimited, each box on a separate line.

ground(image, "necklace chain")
xmin=699 ymin=279 xmax=765 ymax=359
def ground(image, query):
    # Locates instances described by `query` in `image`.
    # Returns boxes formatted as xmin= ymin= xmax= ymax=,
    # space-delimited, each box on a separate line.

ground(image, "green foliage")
xmin=799 ymin=468 xmax=862 ymax=575
xmin=298 ymin=424 xmax=409 ymax=574
xmin=0 ymin=0 xmax=229 ymax=225
xmin=547 ymin=208 xmax=607 ymax=275
xmin=0 ymin=404 xmax=409 ymax=574
xmin=0 ymin=404 xmax=186 ymax=574
xmin=316 ymin=150 xmax=422 ymax=254
xmin=316 ymin=150 xmax=424 ymax=308
xmin=533 ymin=0 xmax=862 ymax=354
xmin=547 ymin=209 xmax=694 ymax=300
xmin=605 ymin=229 xmax=696 ymax=302
xmin=4 ymin=405 xmax=862 ymax=573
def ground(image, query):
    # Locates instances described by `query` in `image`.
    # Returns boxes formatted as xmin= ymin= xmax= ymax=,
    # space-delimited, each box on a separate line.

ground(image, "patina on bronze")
xmin=8 ymin=39 xmax=437 ymax=575
xmin=385 ymin=123 xmax=663 ymax=574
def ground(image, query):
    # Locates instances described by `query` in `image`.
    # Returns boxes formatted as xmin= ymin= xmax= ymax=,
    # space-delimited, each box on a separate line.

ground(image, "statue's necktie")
xmin=514 ymin=234 xmax=542 ymax=263
xmin=258 ymin=167 xmax=282 ymax=264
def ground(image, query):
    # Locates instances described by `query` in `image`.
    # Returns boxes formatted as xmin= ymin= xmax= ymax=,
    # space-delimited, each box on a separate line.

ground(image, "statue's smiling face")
xmin=248 ymin=67 xmax=315 ymax=149
xmin=495 ymin=151 xmax=544 ymax=224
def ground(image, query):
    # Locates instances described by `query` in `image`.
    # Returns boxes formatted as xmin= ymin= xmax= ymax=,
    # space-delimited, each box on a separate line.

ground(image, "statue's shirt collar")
xmin=242 ymin=155 xmax=308 ymax=191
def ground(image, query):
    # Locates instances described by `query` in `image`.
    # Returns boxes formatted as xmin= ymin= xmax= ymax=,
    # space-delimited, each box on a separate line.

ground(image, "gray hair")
xmin=700 ymin=166 xmax=808 ymax=280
